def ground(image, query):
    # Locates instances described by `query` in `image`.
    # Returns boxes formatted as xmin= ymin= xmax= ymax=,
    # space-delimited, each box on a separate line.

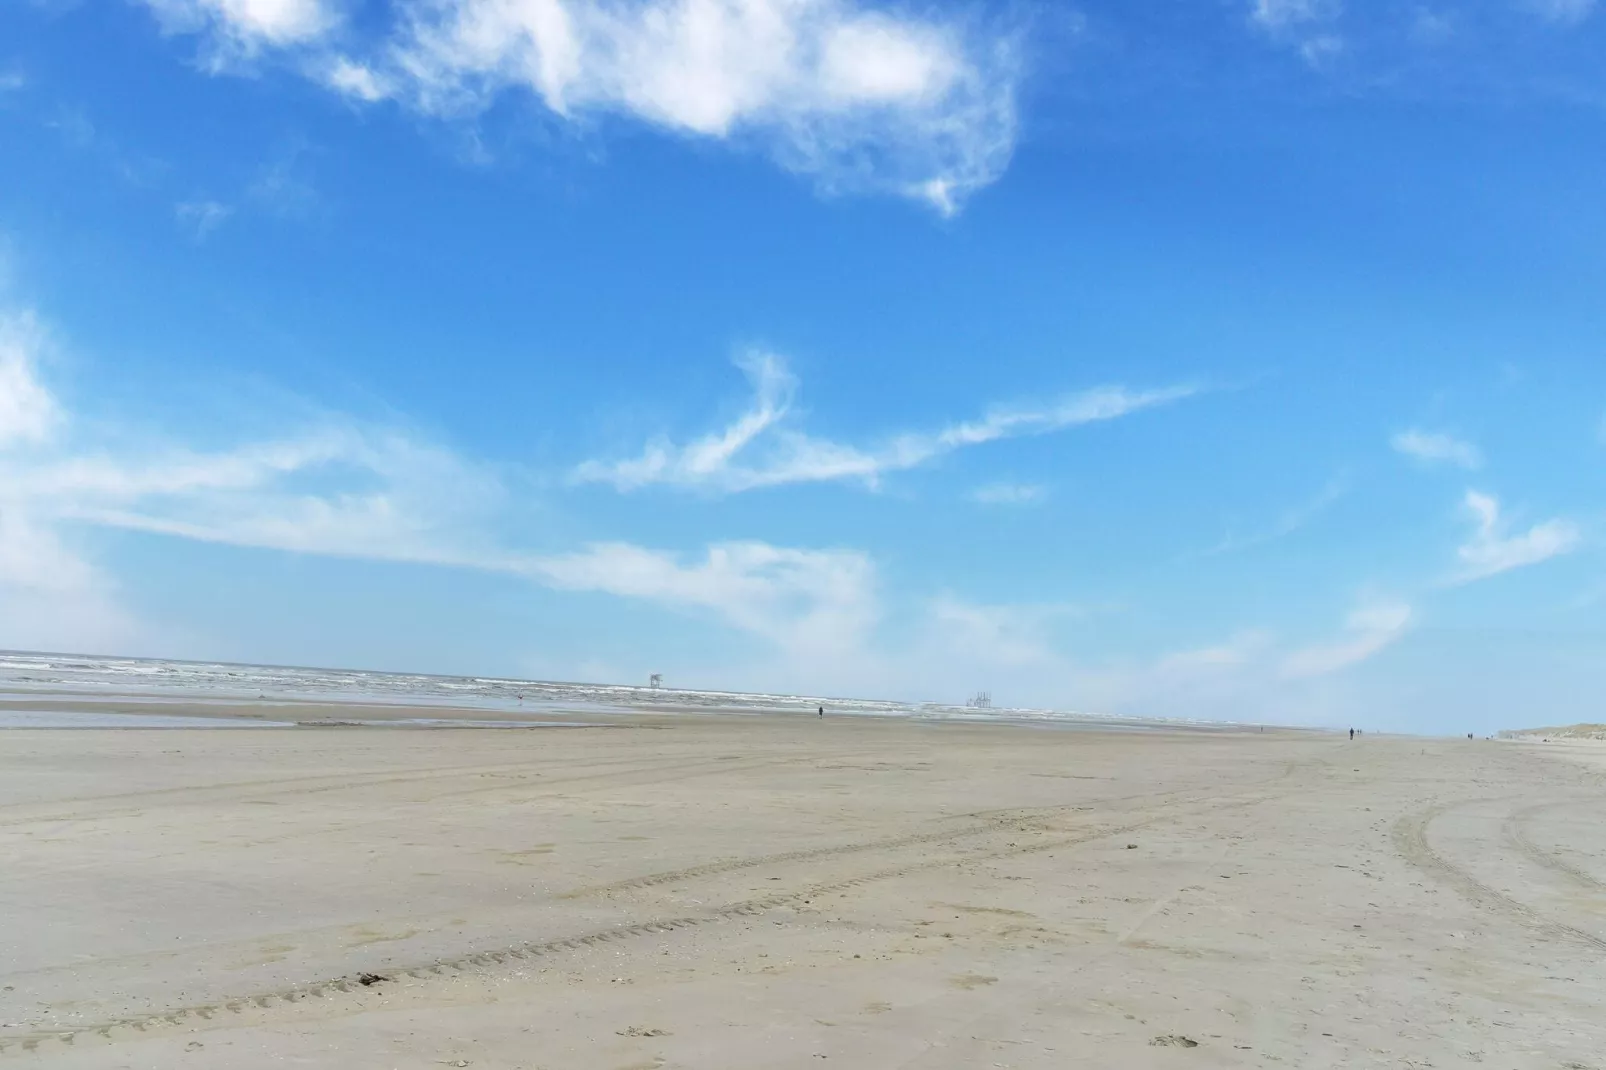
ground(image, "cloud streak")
xmin=0 ymin=307 xmax=887 ymax=662
xmin=574 ymin=352 xmax=1196 ymax=494
xmin=1248 ymin=0 xmax=1343 ymax=67
xmin=970 ymin=481 xmax=1046 ymax=505
xmin=524 ymin=540 xmax=877 ymax=658
xmin=1391 ymin=429 xmax=1481 ymax=470
xmin=175 ymin=199 xmax=233 ymax=240
xmin=1250 ymin=0 xmax=1336 ymax=29
xmin=0 ymin=313 xmax=1491 ymax=725
xmin=1452 ymin=490 xmax=1580 ymax=584
xmin=1201 ymin=478 xmax=1345 ymax=557
xmin=1281 ymin=599 xmax=1412 ymax=678
xmin=0 ymin=313 xmax=59 ymax=447
xmin=1525 ymin=0 xmax=1597 ymax=26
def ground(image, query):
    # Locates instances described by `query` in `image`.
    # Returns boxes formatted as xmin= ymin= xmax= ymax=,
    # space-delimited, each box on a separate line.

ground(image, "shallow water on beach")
xmin=0 ymin=710 xmax=298 ymax=729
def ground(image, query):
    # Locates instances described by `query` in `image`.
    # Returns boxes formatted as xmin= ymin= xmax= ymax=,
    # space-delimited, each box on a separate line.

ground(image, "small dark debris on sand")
xmin=356 ymin=972 xmax=390 ymax=987
xmin=616 ymin=1026 xmax=671 ymax=1037
xmin=1150 ymin=1035 xmax=1199 ymax=1048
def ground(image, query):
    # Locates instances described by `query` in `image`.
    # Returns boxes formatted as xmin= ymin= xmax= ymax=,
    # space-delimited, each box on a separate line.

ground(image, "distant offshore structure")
xmin=649 ymin=673 xmax=663 ymax=689
xmin=967 ymin=691 xmax=993 ymax=709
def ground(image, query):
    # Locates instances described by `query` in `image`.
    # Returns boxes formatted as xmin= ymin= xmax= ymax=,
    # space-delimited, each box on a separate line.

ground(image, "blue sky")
xmin=2 ymin=0 xmax=1604 ymax=732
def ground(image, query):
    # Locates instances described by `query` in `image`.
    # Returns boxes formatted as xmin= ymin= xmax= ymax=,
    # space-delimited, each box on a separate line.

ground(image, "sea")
xmin=0 ymin=650 xmax=1235 ymax=731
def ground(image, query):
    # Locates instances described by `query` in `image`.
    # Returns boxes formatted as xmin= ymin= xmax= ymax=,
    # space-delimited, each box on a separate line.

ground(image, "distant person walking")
xmin=818 ymin=705 xmax=824 ymax=717
xmin=1349 ymin=728 xmax=1355 ymax=741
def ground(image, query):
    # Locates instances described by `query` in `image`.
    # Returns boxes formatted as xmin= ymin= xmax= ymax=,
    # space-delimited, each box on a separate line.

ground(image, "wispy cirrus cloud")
xmin=1201 ymin=478 xmax=1345 ymax=557
xmin=1157 ymin=630 xmax=1275 ymax=673
xmin=574 ymin=351 xmax=1196 ymax=495
xmin=525 ymin=540 xmax=877 ymax=659
xmin=970 ymin=481 xmax=1047 ymax=506
xmin=1250 ymin=0 xmax=1335 ymax=28
xmin=1248 ymin=0 xmax=1343 ymax=66
xmin=1452 ymin=490 xmax=1580 ymax=583
xmin=0 ymin=313 xmax=60 ymax=447
xmin=0 ymin=311 xmax=1476 ymax=721
xmin=1281 ymin=598 xmax=1412 ymax=678
xmin=0 ymin=302 xmax=886 ymax=662
xmin=925 ymin=596 xmax=1078 ymax=669
xmin=0 ymin=314 xmax=140 ymax=650
xmin=1524 ymin=0 xmax=1597 ymax=26
xmin=1048 ymin=595 xmax=1411 ymax=725
xmin=1391 ymin=428 xmax=1481 ymax=470
xmin=175 ymin=198 xmax=233 ymax=240
xmin=138 ymin=0 xmax=1023 ymax=213
xmin=0 ymin=313 xmax=501 ymax=569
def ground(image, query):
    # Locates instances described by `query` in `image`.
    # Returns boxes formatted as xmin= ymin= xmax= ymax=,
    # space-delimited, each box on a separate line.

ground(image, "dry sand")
xmin=2 ymin=711 xmax=1605 ymax=1069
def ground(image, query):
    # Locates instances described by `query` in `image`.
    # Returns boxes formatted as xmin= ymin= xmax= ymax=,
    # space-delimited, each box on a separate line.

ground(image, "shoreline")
xmin=0 ymin=649 xmax=1289 ymax=733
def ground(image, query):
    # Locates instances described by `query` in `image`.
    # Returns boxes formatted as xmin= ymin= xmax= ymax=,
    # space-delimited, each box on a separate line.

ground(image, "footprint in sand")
xmin=950 ymin=974 xmax=999 ymax=990
xmin=1150 ymin=1035 xmax=1199 ymax=1048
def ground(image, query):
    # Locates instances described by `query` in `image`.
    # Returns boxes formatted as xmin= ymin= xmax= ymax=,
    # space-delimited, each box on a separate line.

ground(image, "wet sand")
xmin=2 ymin=711 xmax=1604 ymax=1069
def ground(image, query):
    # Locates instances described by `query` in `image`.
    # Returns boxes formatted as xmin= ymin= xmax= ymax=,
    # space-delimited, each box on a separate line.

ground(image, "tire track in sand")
xmin=1503 ymin=799 xmax=1606 ymax=894
xmin=0 ymin=752 xmax=680 ymax=827
xmin=1393 ymin=802 xmax=1606 ymax=952
xmin=564 ymin=762 xmax=1313 ymax=902
xmin=0 ymin=824 xmax=1117 ymax=1055
xmin=0 ymin=775 xmax=1306 ymax=1057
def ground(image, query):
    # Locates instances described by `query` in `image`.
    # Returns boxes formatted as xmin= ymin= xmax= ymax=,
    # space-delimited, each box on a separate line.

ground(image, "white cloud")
xmin=1281 ymin=599 xmax=1411 ymax=678
xmin=175 ymin=199 xmax=233 ymax=240
xmin=0 ymin=302 xmax=1246 ymax=712
xmin=325 ymin=56 xmax=392 ymax=101
xmin=0 ymin=507 xmax=98 ymax=597
xmin=970 ymin=481 xmax=1046 ymax=505
xmin=1391 ymin=428 xmax=1481 ymax=470
xmin=1201 ymin=478 xmax=1345 ymax=557
xmin=144 ymin=0 xmax=1021 ymax=212
xmin=1249 ymin=0 xmax=1343 ymax=68
xmin=0 ymin=69 xmax=25 ymax=93
xmin=0 ymin=303 xmax=888 ymax=665
xmin=926 ymin=596 xmax=1063 ymax=668
xmin=0 ymin=316 xmax=1463 ymax=722
xmin=1298 ymin=33 xmax=1343 ymax=66
xmin=0 ymin=322 xmax=141 ymax=652
xmin=1524 ymin=0 xmax=1597 ymax=25
xmin=141 ymin=0 xmax=337 ymax=50
xmin=1410 ymin=7 xmax=1455 ymax=42
xmin=1048 ymin=598 xmax=1410 ymax=723
xmin=575 ymin=351 xmax=1195 ymax=494
xmin=247 ymin=150 xmax=321 ymax=218
xmin=385 ymin=0 xmax=1019 ymax=210
xmin=1158 ymin=630 xmax=1275 ymax=673
xmin=1 ymin=300 xmax=1504 ymax=723
xmin=0 ymin=509 xmax=145 ymax=654
xmin=10 ymin=431 xmax=507 ymax=569
xmin=525 ymin=540 xmax=877 ymax=659
xmin=0 ymin=313 xmax=59 ymax=448
xmin=0 ymin=303 xmax=506 ymax=574
xmin=1250 ymin=0 xmax=1335 ymax=27
xmin=1453 ymin=489 xmax=1580 ymax=583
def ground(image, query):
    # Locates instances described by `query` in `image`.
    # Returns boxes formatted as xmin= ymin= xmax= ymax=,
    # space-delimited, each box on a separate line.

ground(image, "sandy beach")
xmin=3 ymin=710 xmax=1605 ymax=1069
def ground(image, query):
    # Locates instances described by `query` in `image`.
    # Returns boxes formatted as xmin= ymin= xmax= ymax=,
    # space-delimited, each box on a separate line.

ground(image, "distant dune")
xmin=1500 ymin=723 xmax=1606 ymax=741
